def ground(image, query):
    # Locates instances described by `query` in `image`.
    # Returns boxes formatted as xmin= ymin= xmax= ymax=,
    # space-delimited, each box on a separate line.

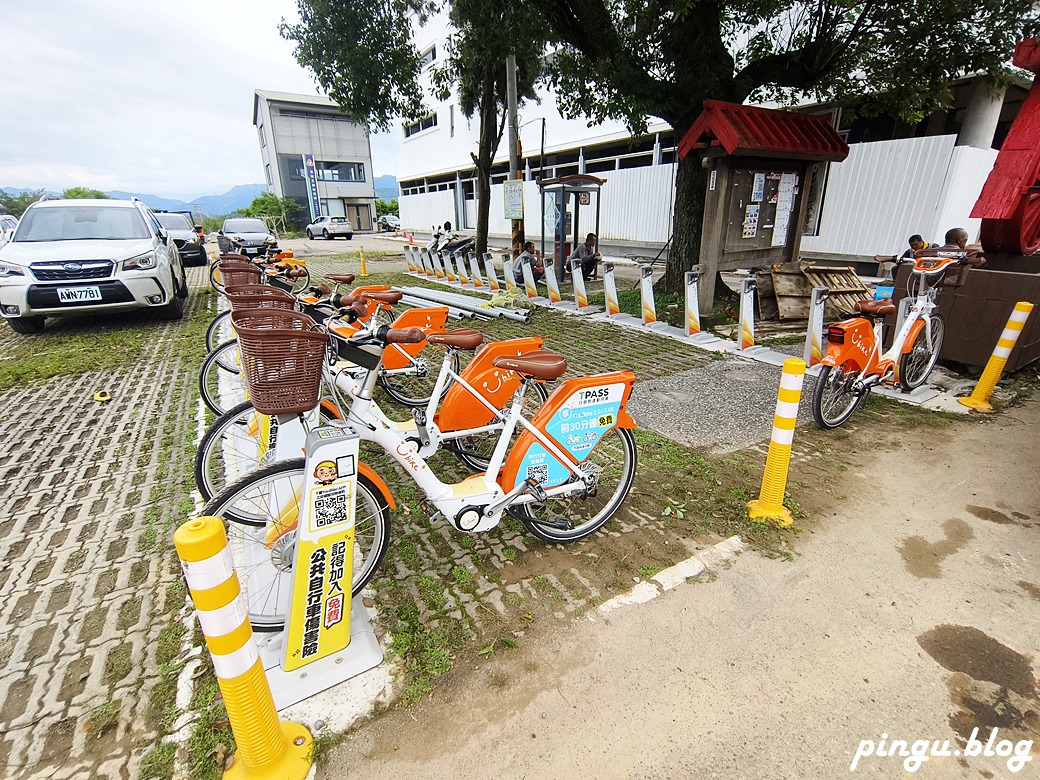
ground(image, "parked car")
xmin=0 ymin=198 xmax=188 ymax=334
xmin=0 ymin=215 xmax=17 ymax=248
xmin=305 ymin=215 xmax=353 ymax=240
xmin=376 ymin=214 xmax=401 ymax=232
xmin=217 ymin=217 xmax=278 ymax=256
xmin=154 ymin=211 xmax=207 ymax=266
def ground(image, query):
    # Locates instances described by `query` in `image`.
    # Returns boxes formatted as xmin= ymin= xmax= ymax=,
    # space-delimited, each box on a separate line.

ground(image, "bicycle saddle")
xmin=325 ymin=273 xmax=356 ymax=284
xmin=493 ymin=352 xmax=568 ymax=381
xmin=427 ymin=329 xmax=484 ymax=350
xmin=855 ymin=299 xmax=896 ymax=316
xmin=363 ymin=290 xmax=403 ymax=304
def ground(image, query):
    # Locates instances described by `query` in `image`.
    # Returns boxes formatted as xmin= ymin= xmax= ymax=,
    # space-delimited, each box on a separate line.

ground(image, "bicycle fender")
xmin=901 ymin=319 xmax=926 ymax=355
xmin=501 ymin=371 xmax=635 ymax=491
xmin=360 ymin=463 xmax=396 ymax=510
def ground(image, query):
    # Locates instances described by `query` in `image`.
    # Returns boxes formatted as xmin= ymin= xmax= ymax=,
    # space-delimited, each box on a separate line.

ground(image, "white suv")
xmin=0 ymin=198 xmax=188 ymax=334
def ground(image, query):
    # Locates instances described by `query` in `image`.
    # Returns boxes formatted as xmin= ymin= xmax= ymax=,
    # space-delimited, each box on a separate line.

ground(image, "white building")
xmin=397 ymin=9 xmax=1028 ymax=259
xmin=253 ymin=89 xmax=377 ymax=231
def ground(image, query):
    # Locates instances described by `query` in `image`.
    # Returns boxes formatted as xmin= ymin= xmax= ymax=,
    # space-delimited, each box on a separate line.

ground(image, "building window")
xmin=419 ymin=45 xmax=436 ymax=69
xmin=450 ymin=105 xmax=455 ymax=138
xmin=259 ymin=125 xmax=266 ymax=148
xmin=265 ymin=163 xmax=273 ymax=186
xmin=404 ymin=113 xmax=438 ymax=138
xmin=315 ymin=161 xmax=366 ymax=182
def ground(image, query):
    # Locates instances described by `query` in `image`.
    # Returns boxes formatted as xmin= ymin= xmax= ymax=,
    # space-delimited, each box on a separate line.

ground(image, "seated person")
xmin=914 ymin=227 xmax=987 ymax=267
xmin=568 ymin=233 xmax=602 ymax=280
xmin=875 ymin=234 xmax=936 ymax=279
xmin=512 ymin=241 xmax=544 ymax=284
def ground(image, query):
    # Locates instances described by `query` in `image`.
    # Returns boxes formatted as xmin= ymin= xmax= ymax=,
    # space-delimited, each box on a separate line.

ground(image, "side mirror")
xmin=2 ymin=229 xmax=13 ymax=242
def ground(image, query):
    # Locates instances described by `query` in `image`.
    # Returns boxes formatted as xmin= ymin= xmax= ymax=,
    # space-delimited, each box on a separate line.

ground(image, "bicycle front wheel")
xmin=205 ymin=310 xmax=235 ymax=353
xmin=812 ymin=363 xmax=864 ymax=429
xmin=899 ymin=315 xmax=944 ymax=391
xmin=518 ymin=426 xmax=637 ymax=543
xmin=198 ymin=339 xmax=246 ymax=416
xmin=195 ymin=400 xmax=344 ymax=501
xmin=202 ymin=458 xmax=391 ymax=632
xmin=378 ymin=344 xmax=458 ymax=407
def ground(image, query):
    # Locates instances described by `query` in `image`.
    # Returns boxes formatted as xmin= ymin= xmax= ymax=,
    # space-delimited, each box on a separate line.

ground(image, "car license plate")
xmin=57 ymin=286 xmax=102 ymax=303
xmin=244 ymin=247 xmax=259 ymax=254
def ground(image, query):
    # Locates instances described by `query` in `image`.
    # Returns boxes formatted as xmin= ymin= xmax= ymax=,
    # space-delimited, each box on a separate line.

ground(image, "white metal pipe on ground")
xmin=395 ymin=286 xmax=532 ymax=323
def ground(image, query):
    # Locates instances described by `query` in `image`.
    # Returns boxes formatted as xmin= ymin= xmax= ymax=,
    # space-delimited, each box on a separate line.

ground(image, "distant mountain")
xmin=2 ymin=184 xmax=268 ymax=216
xmin=375 ymin=175 xmax=399 ymax=200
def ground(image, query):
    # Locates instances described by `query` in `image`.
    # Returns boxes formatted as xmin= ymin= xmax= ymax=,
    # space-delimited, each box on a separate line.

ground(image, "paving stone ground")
xmin=0 ymin=251 xmax=805 ymax=778
xmin=0 ymin=269 xmax=213 ymax=780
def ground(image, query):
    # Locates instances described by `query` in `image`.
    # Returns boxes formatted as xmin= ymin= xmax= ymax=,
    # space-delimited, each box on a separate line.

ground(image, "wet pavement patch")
xmin=966 ymin=505 xmax=1015 ymax=525
xmin=918 ymin=624 xmax=1036 ymax=698
xmin=897 ymin=518 xmax=974 ymax=579
xmin=919 ymin=625 xmax=1040 ymax=745
xmin=1017 ymin=581 xmax=1040 ymax=603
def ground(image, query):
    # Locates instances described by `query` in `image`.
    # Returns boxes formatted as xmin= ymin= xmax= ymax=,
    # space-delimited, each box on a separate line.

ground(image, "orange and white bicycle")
xmin=811 ymin=253 xmax=972 ymax=428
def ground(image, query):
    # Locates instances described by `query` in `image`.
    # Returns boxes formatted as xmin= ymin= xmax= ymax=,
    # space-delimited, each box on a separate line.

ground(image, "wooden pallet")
xmin=800 ymin=264 xmax=870 ymax=315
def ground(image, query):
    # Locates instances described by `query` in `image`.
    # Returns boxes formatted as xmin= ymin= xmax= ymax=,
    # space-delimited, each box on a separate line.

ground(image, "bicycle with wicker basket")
xmin=201 ymin=301 xmax=639 ymax=632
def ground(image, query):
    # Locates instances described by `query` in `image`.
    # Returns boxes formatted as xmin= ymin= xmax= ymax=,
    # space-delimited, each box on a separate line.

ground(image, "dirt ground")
xmin=321 ymin=399 xmax=1040 ymax=779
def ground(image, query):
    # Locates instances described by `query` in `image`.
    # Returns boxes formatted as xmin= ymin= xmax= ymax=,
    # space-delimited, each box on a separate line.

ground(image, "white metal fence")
xmin=400 ymin=136 xmax=997 ymax=257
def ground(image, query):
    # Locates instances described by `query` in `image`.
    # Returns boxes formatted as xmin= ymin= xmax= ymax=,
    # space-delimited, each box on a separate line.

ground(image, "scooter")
xmin=427 ymin=225 xmax=476 ymax=256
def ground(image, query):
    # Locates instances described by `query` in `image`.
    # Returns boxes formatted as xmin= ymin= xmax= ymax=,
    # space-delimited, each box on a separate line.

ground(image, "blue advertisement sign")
xmin=302 ymin=154 xmax=322 ymax=221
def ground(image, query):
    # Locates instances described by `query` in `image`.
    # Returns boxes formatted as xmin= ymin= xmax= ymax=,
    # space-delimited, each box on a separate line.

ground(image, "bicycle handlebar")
xmin=384 ymin=327 xmax=425 ymax=344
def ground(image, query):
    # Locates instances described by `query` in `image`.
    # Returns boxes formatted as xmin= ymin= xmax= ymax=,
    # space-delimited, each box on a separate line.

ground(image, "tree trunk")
xmin=661 ymin=148 xmax=707 ymax=297
xmin=473 ymin=67 xmax=500 ymax=257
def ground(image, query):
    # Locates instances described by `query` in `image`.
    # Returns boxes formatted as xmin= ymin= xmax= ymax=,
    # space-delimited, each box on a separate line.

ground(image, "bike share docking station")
xmin=253 ymin=424 xmax=383 ymax=710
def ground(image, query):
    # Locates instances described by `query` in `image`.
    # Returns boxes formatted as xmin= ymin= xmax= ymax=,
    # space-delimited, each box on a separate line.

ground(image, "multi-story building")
xmin=397 ymin=8 xmax=1029 ymax=259
xmin=253 ymin=89 xmax=377 ymax=231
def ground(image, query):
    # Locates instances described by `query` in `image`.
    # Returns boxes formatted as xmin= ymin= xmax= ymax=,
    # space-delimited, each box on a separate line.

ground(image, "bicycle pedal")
xmin=418 ymin=499 xmax=442 ymax=523
xmin=524 ymin=477 xmax=547 ymax=502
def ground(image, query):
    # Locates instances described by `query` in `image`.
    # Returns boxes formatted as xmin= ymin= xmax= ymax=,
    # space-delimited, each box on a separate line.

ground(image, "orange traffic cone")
xmin=408 ymin=232 xmax=414 ymax=244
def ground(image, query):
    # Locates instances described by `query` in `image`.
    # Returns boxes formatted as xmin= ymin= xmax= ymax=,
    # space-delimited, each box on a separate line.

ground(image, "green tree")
xmin=61 ymin=187 xmax=109 ymax=199
xmin=0 ymin=190 xmax=46 ymax=218
xmin=237 ymin=192 xmax=303 ymax=223
xmin=281 ymin=1 xmax=545 ymax=254
xmin=376 ymin=198 xmax=399 ymax=217
xmin=533 ymin=0 xmax=1036 ymax=294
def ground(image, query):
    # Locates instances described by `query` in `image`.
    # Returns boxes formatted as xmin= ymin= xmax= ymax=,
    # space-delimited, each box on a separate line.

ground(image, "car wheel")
xmin=322 ymin=229 xmax=329 ymax=239
xmin=346 ymin=233 xmax=353 ymax=241
xmin=159 ymin=281 xmax=186 ymax=320
xmin=306 ymin=230 xmax=313 ymax=239
xmin=177 ymin=265 xmax=190 ymax=299
xmin=6 ymin=316 xmax=45 ymax=334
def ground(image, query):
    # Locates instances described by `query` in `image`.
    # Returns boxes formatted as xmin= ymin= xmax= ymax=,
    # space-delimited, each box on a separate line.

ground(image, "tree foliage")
xmin=376 ymin=198 xmax=399 ymax=217
xmin=281 ymin=1 xmax=546 ymax=254
xmin=0 ymin=190 xmax=45 ymax=218
xmin=532 ymin=0 xmax=1037 ymax=291
xmin=61 ymin=187 xmax=109 ymax=199
xmin=237 ymin=192 xmax=303 ymax=222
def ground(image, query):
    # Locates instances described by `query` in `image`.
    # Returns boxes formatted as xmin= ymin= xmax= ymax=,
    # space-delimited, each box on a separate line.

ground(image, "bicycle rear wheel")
xmin=198 ymin=339 xmax=246 ymax=416
xmin=899 ymin=315 xmax=944 ymax=391
xmin=517 ymin=427 xmax=637 ymax=543
xmin=202 ymin=458 xmax=391 ymax=631
xmin=811 ymin=363 xmax=864 ymax=429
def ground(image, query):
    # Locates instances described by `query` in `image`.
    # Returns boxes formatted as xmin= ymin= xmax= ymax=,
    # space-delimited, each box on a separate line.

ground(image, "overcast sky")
xmin=0 ymin=0 xmax=401 ymax=200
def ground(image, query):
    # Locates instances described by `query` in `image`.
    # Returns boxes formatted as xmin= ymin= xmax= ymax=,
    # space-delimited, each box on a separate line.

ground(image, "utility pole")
xmin=506 ymin=53 xmax=524 ymax=257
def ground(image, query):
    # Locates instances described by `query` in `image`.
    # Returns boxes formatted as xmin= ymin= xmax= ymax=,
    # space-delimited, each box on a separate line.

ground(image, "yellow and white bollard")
xmin=359 ymin=245 xmax=368 ymax=277
xmin=174 ymin=517 xmax=312 ymax=779
xmin=503 ymin=254 xmax=517 ymax=293
xmin=748 ymin=358 xmax=806 ymax=527
xmin=639 ymin=265 xmax=656 ymax=325
xmin=959 ymin=301 xmax=1034 ymax=413
xmin=602 ymin=262 xmax=620 ymax=317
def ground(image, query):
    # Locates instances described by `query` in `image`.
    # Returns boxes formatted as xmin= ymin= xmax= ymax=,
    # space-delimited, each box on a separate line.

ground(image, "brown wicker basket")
xmin=218 ymin=262 xmax=263 ymax=288
xmin=230 ymin=309 xmax=329 ymax=415
xmin=225 ymin=285 xmax=296 ymax=312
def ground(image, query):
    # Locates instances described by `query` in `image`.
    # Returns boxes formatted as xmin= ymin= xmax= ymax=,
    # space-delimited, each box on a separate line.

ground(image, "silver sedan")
xmin=305 ymin=216 xmax=354 ymax=240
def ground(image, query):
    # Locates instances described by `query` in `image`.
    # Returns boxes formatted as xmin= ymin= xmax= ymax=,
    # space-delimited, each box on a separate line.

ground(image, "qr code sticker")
xmin=313 ymin=485 xmax=349 ymax=528
xmin=526 ymin=464 xmax=548 ymax=485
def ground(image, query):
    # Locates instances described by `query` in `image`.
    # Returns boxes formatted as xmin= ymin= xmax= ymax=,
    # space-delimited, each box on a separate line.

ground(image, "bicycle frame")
xmin=820 ymin=257 xmax=952 ymax=384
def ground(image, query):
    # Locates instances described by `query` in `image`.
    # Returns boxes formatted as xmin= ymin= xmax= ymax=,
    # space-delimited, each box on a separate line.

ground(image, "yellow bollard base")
xmin=747 ymin=500 xmax=794 ymax=528
xmin=224 ymin=721 xmax=312 ymax=780
xmin=957 ymin=397 xmax=994 ymax=413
